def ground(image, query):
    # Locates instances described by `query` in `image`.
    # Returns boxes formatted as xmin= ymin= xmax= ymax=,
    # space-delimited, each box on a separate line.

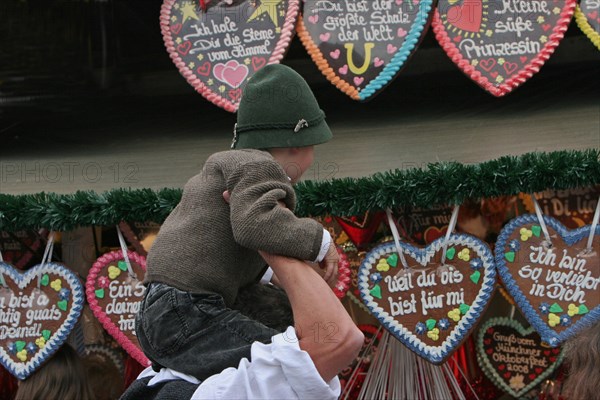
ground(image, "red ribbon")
xmin=199 ymin=0 xmax=207 ymax=12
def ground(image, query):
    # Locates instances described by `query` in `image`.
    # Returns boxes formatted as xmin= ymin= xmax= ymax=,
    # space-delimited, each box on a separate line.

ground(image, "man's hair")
xmin=563 ymin=322 xmax=600 ymax=399
xmin=15 ymin=344 xmax=94 ymax=400
xmin=233 ymin=283 xmax=294 ymax=333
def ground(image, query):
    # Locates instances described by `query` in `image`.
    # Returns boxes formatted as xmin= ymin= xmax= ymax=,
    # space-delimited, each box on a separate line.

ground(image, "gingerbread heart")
xmin=516 ymin=186 xmax=600 ymax=229
xmin=160 ymin=0 xmax=300 ymax=112
xmin=495 ymin=214 xmax=600 ymax=347
xmin=358 ymin=234 xmax=496 ymax=363
xmin=0 ymin=262 xmax=84 ymax=380
xmin=85 ymin=251 xmax=149 ymax=366
xmin=477 ymin=317 xmax=564 ymax=398
xmin=576 ymin=1 xmax=600 ymax=50
xmin=433 ymin=0 xmax=577 ymax=96
xmin=298 ymin=0 xmax=435 ymax=100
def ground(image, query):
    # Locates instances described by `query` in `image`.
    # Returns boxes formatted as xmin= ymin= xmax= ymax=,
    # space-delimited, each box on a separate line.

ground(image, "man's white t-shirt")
xmin=137 ymin=327 xmax=341 ymax=400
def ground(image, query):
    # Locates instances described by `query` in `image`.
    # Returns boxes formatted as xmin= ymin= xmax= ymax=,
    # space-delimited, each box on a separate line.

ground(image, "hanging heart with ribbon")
xmin=576 ymin=0 xmax=600 ymax=50
xmin=476 ymin=317 xmax=565 ymax=398
xmin=495 ymin=213 xmax=600 ymax=347
xmin=297 ymin=0 xmax=435 ymax=100
xmin=358 ymin=234 xmax=496 ymax=364
xmin=0 ymin=261 xmax=85 ymax=380
xmin=433 ymin=0 xmax=577 ymax=96
xmin=161 ymin=0 xmax=300 ymax=112
xmin=85 ymin=250 xmax=149 ymax=367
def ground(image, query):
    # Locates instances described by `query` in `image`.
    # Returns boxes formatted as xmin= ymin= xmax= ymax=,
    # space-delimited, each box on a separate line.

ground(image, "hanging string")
xmin=385 ymin=209 xmax=410 ymax=270
xmin=38 ymin=231 xmax=55 ymax=289
xmin=116 ymin=225 xmax=137 ymax=280
xmin=441 ymin=205 xmax=461 ymax=263
xmin=531 ymin=195 xmax=553 ymax=246
xmin=585 ymin=196 xmax=600 ymax=253
xmin=510 ymin=304 xmax=516 ymax=320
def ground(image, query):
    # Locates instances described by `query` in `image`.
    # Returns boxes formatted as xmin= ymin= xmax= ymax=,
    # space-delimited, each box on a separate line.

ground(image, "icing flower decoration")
xmin=548 ymin=313 xmax=560 ymax=327
xmin=416 ymin=322 xmax=427 ymax=335
xmin=457 ymin=248 xmax=470 ymax=262
xmin=376 ymin=259 xmax=390 ymax=272
xmin=26 ymin=342 xmax=37 ymax=353
xmin=508 ymin=239 xmax=521 ymax=252
xmin=7 ymin=342 xmax=16 ymax=354
xmin=539 ymin=302 xmax=550 ymax=315
xmin=98 ymin=276 xmax=110 ymax=288
xmin=50 ymin=279 xmax=62 ymax=292
xmin=35 ymin=337 xmax=46 ymax=349
xmin=448 ymin=308 xmax=461 ymax=322
xmin=427 ymin=328 xmax=440 ymax=341
xmin=438 ymin=318 xmax=450 ymax=331
xmin=58 ymin=288 xmax=71 ymax=301
xmin=469 ymin=258 xmax=483 ymax=270
xmin=370 ymin=273 xmax=382 ymax=284
xmin=520 ymin=228 xmax=533 ymax=241
xmin=509 ymin=374 xmax=525 ymax=390
xmin=560 ymin=314 xmax=572 ymax=327
xmin=17 ymin=350 xmax=27 ymax=362
xmin=568 ymin=304 xmax=579 ymax=317
xmin=108 ymin=265 xmax=121 ymax=280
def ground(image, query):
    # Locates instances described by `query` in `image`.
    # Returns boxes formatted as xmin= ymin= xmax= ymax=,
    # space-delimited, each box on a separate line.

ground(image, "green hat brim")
xmin=235 ymin=120 xmax=333 ymax=149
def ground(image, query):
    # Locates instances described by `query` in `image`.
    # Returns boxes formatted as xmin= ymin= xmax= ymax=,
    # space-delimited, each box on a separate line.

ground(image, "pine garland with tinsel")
xmin=1 ymin=150 xmax=598 ymax=231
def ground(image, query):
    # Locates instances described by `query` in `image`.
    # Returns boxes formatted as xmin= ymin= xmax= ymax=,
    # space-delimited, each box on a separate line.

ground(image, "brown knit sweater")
xmin=145 ymin=149 xmax=324 ymax=306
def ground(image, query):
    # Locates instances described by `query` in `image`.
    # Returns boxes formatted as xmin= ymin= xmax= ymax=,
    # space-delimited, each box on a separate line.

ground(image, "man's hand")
xmin=319 ymin=242 xmax=339 ymax=287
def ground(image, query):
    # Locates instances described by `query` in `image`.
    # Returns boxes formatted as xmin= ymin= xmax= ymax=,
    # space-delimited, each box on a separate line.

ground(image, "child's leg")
xmin=135 ymin=283 xmax=279 ymax=380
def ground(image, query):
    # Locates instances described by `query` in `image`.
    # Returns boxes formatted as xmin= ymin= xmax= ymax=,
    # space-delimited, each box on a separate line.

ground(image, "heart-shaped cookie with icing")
xmin=358 ymin=234 xmax=496 ymax=363
xmin=495 ymin=214 xmax=600 ymax=347
xmin=160 ymin=0 xmax=300 ymax=112
xmin=477 ymin=317 xmax=564 ymax=398
xmin=298 ymin=0 xmax=434 ymax=100
xmin=86 ymin=251 xmax=149 ymax=366
xmin=433 ymin=0 xmax=577 ymax=96
xmin=0 ymin=262 xmax=84 ymax=380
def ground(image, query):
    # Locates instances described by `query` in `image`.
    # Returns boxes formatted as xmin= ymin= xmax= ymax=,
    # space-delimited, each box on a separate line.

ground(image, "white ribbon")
xmin=586 ymin=196 xmax=600 ymax=253
xmin=531 ymin=195 xmax=553 ymax=246
xmin=441 ymin=205 xmax=461 ymax=263
xmin=116 ymin=225 xmax=137 ymax=280
xmin=39 ymin=231 xmax=55 ymax=289
xmin=385 ymin=208 xmax=410 ymax=270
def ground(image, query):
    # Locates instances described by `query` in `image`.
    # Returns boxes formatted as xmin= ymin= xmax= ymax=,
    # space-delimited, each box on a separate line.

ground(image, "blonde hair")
xmin=563 ymin=322 xmax=600 ymax=399
xmin=15 ymin=344 xmax=94 ymax=400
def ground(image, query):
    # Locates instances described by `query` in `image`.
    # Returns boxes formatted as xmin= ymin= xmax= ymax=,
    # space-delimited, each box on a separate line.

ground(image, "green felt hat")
xmin=232 ymin=64 xmax=332 ymax=149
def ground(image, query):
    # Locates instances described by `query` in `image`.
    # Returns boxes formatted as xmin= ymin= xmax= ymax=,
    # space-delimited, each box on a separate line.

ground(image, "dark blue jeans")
xmin=135 ymin=283 xmax=279 ymax=381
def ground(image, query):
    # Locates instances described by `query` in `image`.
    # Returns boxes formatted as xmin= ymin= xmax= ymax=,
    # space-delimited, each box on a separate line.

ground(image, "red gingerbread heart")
xmin=433 ymin=0 xmax=577 ymax=96
xmin=160 ymin=0 xmax=300 ymax=112
xmin=86 ymin=251 xmax=149 ymax=367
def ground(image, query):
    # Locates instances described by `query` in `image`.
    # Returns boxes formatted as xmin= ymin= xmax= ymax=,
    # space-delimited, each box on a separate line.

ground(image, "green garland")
xmin=1 ymin=150 xmax=598 ymax=231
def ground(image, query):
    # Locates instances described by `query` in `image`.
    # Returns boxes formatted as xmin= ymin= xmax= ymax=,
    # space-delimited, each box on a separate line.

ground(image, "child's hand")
xmin=319 ymin=242 xmax=339 ymax=287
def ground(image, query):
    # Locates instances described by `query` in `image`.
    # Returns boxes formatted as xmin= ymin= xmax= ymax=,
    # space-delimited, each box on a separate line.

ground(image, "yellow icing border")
xmin=575 ymin=5 xmax=600 ymax=51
